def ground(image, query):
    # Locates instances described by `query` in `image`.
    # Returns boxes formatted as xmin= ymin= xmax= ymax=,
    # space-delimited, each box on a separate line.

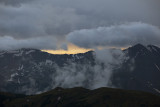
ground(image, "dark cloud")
xmin=67 ymin=22 xmax=160 ymax=48
xmin=0 ymin=3 xmax=83 ymax=38
xmin=0 ymin=0 xmax=160 ymax=49
xmin=0 ymin=0 xmax=32 ymax=6
xmin=0 ymin=36 xmax=57 ymax=50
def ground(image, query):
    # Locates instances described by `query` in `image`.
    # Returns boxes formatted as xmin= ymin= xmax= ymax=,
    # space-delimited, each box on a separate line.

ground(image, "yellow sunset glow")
xmin=42 ymin=43 xmax=127 ymax=55
xmin=121 ymin=47 xmax=127 ymax=50
xmin=42 ymin=43 xmax=92 ymax=54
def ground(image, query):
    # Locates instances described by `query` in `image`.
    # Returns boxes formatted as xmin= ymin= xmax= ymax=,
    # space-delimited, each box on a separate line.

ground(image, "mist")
xmin=48 ymin=49 xmax=126 ymax=91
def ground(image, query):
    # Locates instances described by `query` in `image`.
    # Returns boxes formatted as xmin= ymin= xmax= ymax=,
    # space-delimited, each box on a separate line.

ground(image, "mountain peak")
xmin=124 ymin=43 xmax=160 ymax=60
xmin=125 ymin=44 xmax=150 ymax=58
xmin=131 ymin=44 xmax=146 ymax=49
xmin=128 ymin=44 xmax=147 ymax=52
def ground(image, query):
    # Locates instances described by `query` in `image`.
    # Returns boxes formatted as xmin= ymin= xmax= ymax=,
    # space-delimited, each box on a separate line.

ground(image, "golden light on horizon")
xmin=121 ymin=47 xmax=127 ymax=50
xmin=42 ymin=43 xmax=92 ymax=54
xmin=42 ymin=43 xmax=127 ymax=55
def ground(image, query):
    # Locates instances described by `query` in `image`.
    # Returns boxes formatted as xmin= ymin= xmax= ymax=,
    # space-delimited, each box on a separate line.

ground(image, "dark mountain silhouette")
xmin=111 ymin=44 xmax=160 ymax=95
xmin=1 ymin=87 xmax=160 ymax=107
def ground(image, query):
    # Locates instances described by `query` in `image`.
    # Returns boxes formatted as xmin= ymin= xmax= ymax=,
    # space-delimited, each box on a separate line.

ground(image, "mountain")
xmin=0 ymin=44 xmax=160 ymax=96
xmin=1 ymin=87 xmax=160 ymax=107
xmin=0 ymin=49 xmax=94 ymax=94
xmin=111 ymin=44 xmax=160 ymax=95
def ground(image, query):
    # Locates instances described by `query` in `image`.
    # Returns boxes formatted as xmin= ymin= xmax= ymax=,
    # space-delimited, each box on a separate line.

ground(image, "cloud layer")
xmin=0 ymin=0 xmax=160 ymax=49
xmin=67 ymin=22 xmax=160 ymax=48
xmin=0 ymin=36 xmax=57 ymax=50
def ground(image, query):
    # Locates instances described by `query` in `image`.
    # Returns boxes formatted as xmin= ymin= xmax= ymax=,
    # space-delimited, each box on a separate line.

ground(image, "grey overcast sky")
xmin=0 ymin=0 xmax=160 ymax=50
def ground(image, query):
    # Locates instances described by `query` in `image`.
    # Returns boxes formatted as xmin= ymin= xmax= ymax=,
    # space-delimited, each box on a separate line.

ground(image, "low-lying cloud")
xmin=49 ymin=49 xmax=125 ymax=90
xmin=0 ymin=36 xmax=57 ymax=50
xmin=67 ymin=22 xmax=160 ymax=48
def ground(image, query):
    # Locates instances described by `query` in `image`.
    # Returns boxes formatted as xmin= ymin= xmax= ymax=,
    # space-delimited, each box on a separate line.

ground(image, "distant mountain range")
xmin=0 ymin=44 xmax=160 ymax=96
xmin=1 ymin=87 xmax=160 ymax=107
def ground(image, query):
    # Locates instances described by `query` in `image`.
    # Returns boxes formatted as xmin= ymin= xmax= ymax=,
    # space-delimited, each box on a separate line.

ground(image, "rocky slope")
xmin=111 ymin=44 xmax=160 ymax=95
xmin=0 ymin=49 xmax=94 ymax=94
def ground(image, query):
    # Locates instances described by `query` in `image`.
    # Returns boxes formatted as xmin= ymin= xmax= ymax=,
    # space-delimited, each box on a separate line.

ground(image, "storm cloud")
xmin=67 ymin=22 xmax=160 ymax=48
xmin=0 ymin=0 xmax=160 ymax=49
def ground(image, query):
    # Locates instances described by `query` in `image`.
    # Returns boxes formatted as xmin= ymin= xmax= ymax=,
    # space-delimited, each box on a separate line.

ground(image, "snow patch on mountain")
xmin=153 ymin=88 xmax=160 ymax=94
xmin=72 ymin=54 xmax=84 ymax=60
xmin=7 ymin=73 xmax=19 ymax=81
xmin=155 ymin=64 xmax=160 ymax=72
xmin=14 ymin=50 xmax=23 ymax=56
xmin=18 ymin=65 xmax=24 ymax=71
xmin=45 ymin=60 xmax=53 ymax=65
xmin=25 ymin=50 xmax=35 ymax=54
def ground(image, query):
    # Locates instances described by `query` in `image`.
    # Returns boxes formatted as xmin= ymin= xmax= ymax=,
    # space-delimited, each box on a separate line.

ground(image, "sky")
xmin=0 ymin=0 xmax=160 ymax=53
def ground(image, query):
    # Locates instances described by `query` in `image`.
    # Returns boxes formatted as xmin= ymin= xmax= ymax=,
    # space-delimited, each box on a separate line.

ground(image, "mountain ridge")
xmin=0 ymin=44 xmax=160 ymax=96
